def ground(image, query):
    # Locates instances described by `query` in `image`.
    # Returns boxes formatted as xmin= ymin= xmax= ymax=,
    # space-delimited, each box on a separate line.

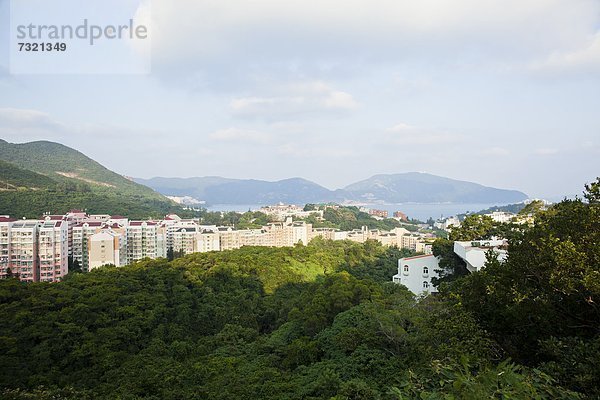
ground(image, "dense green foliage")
xmin=197 ymin=210 xmax=276 ymax=229
xmin=0 ymin=233 xmax=587 ymax=399
xmin=0 ymin=160 xmax=56 ymax=190
xmin=0 ymin=189 xmax=195 ymax=220
xmin=462 ymin=202 xmax=528 ymax=217
xmin=441 ymin=178 xmax=600 ymax=397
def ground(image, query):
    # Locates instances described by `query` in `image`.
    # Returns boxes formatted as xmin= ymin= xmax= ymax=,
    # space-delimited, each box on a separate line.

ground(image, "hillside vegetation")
xmin=0 ymin=140 xmax=192 ymax=219
xmin=0 ymin=160 xmax=56 ymax=190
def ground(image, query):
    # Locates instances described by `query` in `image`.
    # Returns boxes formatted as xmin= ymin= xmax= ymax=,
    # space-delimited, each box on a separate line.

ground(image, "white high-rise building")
xmin=127 ymin=221 xmax=159 ymax=262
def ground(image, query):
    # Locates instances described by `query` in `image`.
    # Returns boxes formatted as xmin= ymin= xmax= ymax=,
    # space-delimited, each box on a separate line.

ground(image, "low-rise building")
xmin=485 ymin=211 xmax=515 ymax=224
xmin=393 ymin=211 xmax=408 ymax=221
xmin=453 ymin=239 xmax=507 ymax=273
xmin=393 ymin=254 xmax=440 ymax=296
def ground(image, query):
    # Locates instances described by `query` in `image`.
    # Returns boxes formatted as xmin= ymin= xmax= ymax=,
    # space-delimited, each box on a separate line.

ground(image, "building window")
xmin=403 ymin=265 xmax=409 ymax=272
xmin=423 ymin=266 xmax=429 ymax=274
xmin=423 ymin=281 xmax=429 ymax=289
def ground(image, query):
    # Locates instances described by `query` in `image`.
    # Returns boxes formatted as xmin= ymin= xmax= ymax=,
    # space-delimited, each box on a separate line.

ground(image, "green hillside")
xmin=0 ymin=159 xmax=56 ymax=190
xmin=0 ymin=139 xmax=165 ymax=200
xmin=0 ymin=139 xmax=192 ymax=219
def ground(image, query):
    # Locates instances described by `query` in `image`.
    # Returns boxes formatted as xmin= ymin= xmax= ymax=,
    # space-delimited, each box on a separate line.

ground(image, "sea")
xmin=204 ymin=203 xmax=510 ymax=222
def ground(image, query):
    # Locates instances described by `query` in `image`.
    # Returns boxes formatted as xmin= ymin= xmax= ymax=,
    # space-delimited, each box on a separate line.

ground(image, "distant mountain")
xmin=136 ymin=176 xmax=343 ymax=205
xmin=137 ymin=172 xmax=528 ymax=205
xmin=343 ymin=173 xmax=528 ymax=204
xmin=0 ymin=139 xmax=187 ymax=219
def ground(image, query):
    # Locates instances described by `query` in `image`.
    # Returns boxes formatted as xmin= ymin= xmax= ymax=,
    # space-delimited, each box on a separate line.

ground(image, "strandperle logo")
xmin=15 ymin=19 xmax=148 ymax=45
xmin=9 ymin=0 xmax=151 ymax=74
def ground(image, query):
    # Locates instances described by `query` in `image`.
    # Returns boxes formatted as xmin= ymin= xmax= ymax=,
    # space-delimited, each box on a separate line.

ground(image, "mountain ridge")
xmin=136 ymin=172 xmax=528 ymax=205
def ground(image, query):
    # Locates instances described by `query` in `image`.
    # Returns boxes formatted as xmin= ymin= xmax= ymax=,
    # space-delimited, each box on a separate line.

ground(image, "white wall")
xmin=392 ymin=255 xmax=440 ymax=296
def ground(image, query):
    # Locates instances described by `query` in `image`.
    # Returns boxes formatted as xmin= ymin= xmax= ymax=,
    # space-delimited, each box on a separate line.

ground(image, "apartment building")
xmin=171 ymin=226 xmax=198 ymax=255
xmin=0 ymin=216 xmax=16 ymax=279
xmin=72 ymin=221 xmax=104 ymax=271
xmin=9 ymin=220 xmax=40 ymax=282
xmin=197 ymin=228 xmax=220 ymax=253
xmin=127 ymin=221 xmax=159 ymax=262
xmin=38 ymin=219 xmax=68 ymax=282
xmin=218 ymin=227 xmax=241 ymax=251
xmin=368 ymin=209 xmax=389 ymax=218
xmin=88 ymin=230 xmax=126 ymax=270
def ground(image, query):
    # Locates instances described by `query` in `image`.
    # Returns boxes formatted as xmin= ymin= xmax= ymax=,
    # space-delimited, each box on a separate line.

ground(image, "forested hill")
xmin=0 ymin=139 xmax=163 ymax=200
xmin=2 ymin=177 xmax=598 ymax=400
xmin=0 ymin=139 xmax=190 ymax=219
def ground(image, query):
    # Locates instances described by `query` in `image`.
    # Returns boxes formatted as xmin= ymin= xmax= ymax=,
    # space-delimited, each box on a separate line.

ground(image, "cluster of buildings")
xmin=434 ymin=210 xmax=531 ymax=232
xmin=393 ymin=238 xmax=507 ymax=296
xmin=0 ymin=207 xmax=433 ymax=283
xmin=259 ymin=203 xmax=324 ymax=220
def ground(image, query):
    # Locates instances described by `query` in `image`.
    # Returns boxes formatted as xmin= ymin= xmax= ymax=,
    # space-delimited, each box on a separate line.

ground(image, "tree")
xmin=67 ymin=258 xmax=82 ymax=274
xmin=444 ymin=180 xmax=600 ymax=395
xmin=584 ymin=177 xmax=600 ymax=203
xmin=449 ymin=214 xmax=496 ymax=241
xmin=431 ymin=238 xmax=468 ymax=286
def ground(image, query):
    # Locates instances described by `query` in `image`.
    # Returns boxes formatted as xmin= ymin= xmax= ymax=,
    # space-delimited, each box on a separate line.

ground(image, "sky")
xmin=0 ymin=0 xmax=599 ymax=199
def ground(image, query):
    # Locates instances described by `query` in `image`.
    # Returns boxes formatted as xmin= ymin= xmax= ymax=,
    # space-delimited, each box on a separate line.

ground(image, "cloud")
xmin=0 ymin=108 xmax=166 ymax=142
xmin=483 ymin=147 xmax=510 ymax=156
xmin=229 ymin=81 xmax=358 ymax=119
xmin=0 ymin=108 xmax=66 ymax=138
xmin=144 ymin=0 xmax=600 ymax=84
xmin=534 ymin=148 xmax=559 ymax=155
xmin=530 ymin=31 xmax=600 ymax=73
xmin=386 ymin=122 xmax=464 ymax=145
xmin=209 ymin=127 xmax=271 ymax=144
xmin=277 ymin=143 xmax=355 ymax=158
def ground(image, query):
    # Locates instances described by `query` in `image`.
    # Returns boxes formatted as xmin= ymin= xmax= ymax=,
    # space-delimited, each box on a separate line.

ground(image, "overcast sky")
xmin=0 ymin=0 xmax=599 ymax=198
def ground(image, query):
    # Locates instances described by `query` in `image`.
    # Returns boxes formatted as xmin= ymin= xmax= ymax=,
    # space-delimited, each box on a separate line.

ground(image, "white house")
xmin=392 ymin=254 xmax=440 ymax=296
